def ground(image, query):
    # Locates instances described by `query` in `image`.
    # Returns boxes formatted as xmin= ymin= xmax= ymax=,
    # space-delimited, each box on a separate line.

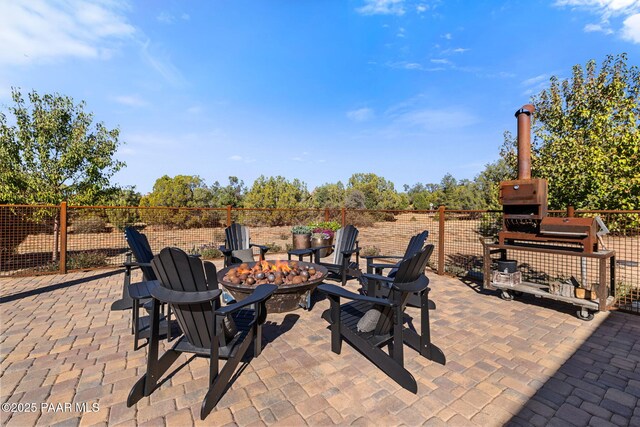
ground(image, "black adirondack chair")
xmin=219 ymin=223 xmax=270 ymax=267
xmin=127 ymin=247 xmax=277 ymax=420
xmin=364 ymin=230 xmax=429 ymax=277
xmin=318 ymin=245 xmax=445 ymax=392
xmin=310 ymin=225 xmax=361 ymax=286
xmin=362 ymin=231 xmax=429 ymax=307
xmin=111 ymin=226 xmax=157 ymax=311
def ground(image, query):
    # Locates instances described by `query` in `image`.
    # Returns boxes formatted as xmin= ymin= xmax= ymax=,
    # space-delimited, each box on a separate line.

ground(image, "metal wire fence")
xmin=1 ymin=204 xmax=638 ymax=313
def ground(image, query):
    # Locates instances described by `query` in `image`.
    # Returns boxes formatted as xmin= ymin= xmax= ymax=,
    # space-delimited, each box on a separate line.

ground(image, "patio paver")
xmin=1 ymin=264 xmax=639 ymax=426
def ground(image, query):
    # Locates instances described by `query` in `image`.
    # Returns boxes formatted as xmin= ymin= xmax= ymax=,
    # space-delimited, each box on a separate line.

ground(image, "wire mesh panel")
xmin=343 ymin=209 xmax=439 ymax=271
xmin=0 ymin=205 xmax=61 ymax=275
xmin=576 ymin=211 xmax=640 ymax=314
xmin=230 ymin=208 xmax=326 ymax=257
xmin=2 ymin=203 xmax=639 ymax=318
xmin=442 ymin=210 xmax=502 ymax=279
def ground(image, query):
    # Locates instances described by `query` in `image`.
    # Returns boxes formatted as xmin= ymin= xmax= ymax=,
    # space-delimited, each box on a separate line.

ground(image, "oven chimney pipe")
xmin=515 ymin=104 xmax=535 ymax=180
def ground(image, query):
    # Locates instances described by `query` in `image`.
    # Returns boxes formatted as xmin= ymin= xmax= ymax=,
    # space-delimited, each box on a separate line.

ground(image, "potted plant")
xmin=291 ymin=225 xmax=312 ymax=250
xmin=308 ymin=221 xmax=340 ymax=257
xmin=310 ymin=228 xmax=335 ymax=258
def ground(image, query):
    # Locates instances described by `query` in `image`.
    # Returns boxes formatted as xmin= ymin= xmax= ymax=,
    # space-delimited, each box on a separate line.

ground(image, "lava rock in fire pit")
xmin=221 ymin=260 xmax=324 ymax=286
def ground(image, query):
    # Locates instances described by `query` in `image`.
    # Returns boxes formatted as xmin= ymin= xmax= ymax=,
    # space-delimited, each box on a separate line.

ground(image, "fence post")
xmin=341 ymin=208 xmax=346 ymax=227
xmin=438 ymin=205 xmax=445 ymax=275
xmin=324 ymin=208 xmax=330 ymax=221
xmin=226 ymin=205 xmax=232 ymax=227
xmin=567 ymin=205 xmax=575 ymax=218
xmin=59 ymin=201 xmax=68 ymax=274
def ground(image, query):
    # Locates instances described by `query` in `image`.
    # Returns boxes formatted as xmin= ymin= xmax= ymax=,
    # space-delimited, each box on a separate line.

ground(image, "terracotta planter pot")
xmin=311 ymin=236 xmax=333 ymax=258
xmin=292 ymin=233 xmax=311 ymax=250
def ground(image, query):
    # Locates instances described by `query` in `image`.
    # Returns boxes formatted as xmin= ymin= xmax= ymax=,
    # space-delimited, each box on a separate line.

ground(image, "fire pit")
xmin=217 ymin=260 xmax=328 ymax=313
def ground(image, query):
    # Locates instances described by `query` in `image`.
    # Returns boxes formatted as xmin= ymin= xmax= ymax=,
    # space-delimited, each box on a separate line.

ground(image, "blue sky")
xmin=1 ymin=0 xmax=639 ymax=194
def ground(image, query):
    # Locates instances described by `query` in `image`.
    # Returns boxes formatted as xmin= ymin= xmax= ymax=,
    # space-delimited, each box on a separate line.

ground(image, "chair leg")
xmin=128 ymin=300 xmax=181 ymax=407
xmin=328 ymin=295 xmax=342 ymax=354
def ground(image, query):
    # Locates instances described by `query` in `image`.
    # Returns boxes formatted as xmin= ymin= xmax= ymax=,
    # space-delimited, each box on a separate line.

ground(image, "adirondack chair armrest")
xmin=341 ymin=247 xmax=360 ymax=256
xmin=390 ymin=275 xmax=430 ymax=294
xmin=123 ymin=260 xmax=152 ymax=269
xmin=361 ymin=273 xmax=395 ymax=284
xmin=317 ymin=284 xmax=395 ymax=307
xmin=216 ymin=284 xmax=277 ymax=315
xmin=218 ymin=246 xmax=233 ymax=256
xmin=151 ymin=285 xmax=222 ymax=305
xmin=364 ymin=255 xmax=403 ymax=261
xmin=250 ymin=243 xmax=270 ymax=253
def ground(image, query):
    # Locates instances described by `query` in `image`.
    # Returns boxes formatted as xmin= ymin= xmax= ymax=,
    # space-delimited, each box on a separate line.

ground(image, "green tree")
xmin=1 ymin=88 xmax=124 ymax=260
xmin=474 ymin=158 xmax=513 ymax=210
xmin=311 ymin=182 xmax=346 ymax=208
xmin=105 ymin=187 xmax=142 ymax=230
xmin=243 ymin=175 xmax=310 ymax=225
xmin=347 ymin=173 xmax=406 ymax=210
xmin=502 ymin=54 xmax=639 ymax=210
xmin=210 ymin=176 xmax=246 ymax=207
xmin=0 ymin=88 xmax=124 ymax=204
xmin=139 ymin=175 xmax=217 ymax=228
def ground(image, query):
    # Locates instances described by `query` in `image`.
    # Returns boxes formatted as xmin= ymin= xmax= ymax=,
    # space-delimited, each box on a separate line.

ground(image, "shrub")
xmin=67 ymin=250 xmax=109 ymax=269
xmin=292 ymin=225 xmax=312 ymax=234
xmin=308 ymin=221 xmax=341 ymax=231
xmin=190 ymin=244 xmax=223 ymax=259
xmin=361 ymin=246 xmax=381 ymax=257
xmin=72 ymin=216 xmax=109 ymax=234
xmin=265 ymin=242 xmax=283 ymax=253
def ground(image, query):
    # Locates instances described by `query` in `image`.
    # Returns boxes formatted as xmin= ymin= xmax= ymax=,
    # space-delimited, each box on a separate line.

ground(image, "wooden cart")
xmin=483 ymin=242 xmax=616 ymax=320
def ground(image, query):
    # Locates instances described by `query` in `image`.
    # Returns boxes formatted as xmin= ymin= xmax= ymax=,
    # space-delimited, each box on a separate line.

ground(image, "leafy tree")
xmin=243 ymin=175 xmax=311 ymax=225
xmin=474 ymin=158 xmax=513 ymax=210
xmin=502 ymin=54 xmax=639 ymax=211
xmin=139 ymin=175 xmax=218 ymax=228
xmin=0 ymin=88 xmax=124 ymax=204
xmin=211 ymin=176 xmax=246 ymax=207
xmin=105 ymin=187 xmax=142 ymax=230
xmin=1 ymin=88 xmax=124 ymax=260
xmin=311 ymin=182 xmax=346 ymax=208
xmin=347 ymin=173 xmax=407 ymax=210
xmin=344 ymin=189 xmax=366 ymax=209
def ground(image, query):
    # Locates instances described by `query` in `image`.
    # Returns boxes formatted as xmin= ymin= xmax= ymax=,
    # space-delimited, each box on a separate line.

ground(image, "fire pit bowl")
xmin=217 ymin=260 xmax=328 ymax=313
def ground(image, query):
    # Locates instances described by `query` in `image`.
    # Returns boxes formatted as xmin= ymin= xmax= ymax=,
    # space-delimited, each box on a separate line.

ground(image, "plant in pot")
xmin=291 ymin=225 xmax=312 ymax=250
xmin=310 ymin=228 xmax=335 ymax=258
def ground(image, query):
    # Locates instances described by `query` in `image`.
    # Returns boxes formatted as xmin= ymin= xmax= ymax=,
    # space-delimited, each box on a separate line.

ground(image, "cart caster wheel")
xmin=500 ymin=290 xmax=513 ymax=301
xmin=577 ymin=309 xmax=594 ymax=321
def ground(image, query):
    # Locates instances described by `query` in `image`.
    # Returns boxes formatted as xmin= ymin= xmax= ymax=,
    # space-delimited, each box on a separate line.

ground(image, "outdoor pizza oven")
xmin=497 ymin=105 xmax=601 ymax=253
xmin=499 ymin=105 xmax=548 ymax=234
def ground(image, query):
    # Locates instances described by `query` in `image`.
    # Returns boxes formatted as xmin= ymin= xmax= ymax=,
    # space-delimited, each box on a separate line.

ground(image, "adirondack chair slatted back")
xmin=332 ymin=225 xmax=359 ymax=265
xmin=225 ymin=223 xmax=250 ymax=251
xmin=151 ymin=248 xmax=215 ymax=350
xmin=124 ymin=227 xmax=157 ymax=281
xmin=404 ymin=231 xmax=429 ymax=260
xmin=374 ymin=245 xmax=434 ymax=336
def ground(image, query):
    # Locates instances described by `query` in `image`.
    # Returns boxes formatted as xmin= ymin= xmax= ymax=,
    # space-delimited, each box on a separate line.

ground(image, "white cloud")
xmin=622 ymin=13 xmax=640 ymax=41
xmin=554 ymin=0 xmax=640 ymax=42
xmin=229 ymin=155 xmax=256 ymax=163
xmin=113 ymin=95 xmax=147 ymax=107
xmin=357 ymin=0 xmax=405 ymax=16
xmin=416 ymin=4 xmax=429 ymax=13
xmin=0 ymin=0 xmax=135 ymax=65
xmin=584 ymin=22 xmax=615 ymax=32
xmin=443 ymin=33 xmax=452 ymax=40
xmin=156 ymin=12 xmax=173 ymax=24
xmin=522 ymin=73 xmax=550 ymax=86
xmin=347 ymin=107 xmax=374 ymax=122
xmin=430 ymin=58 xmax=451 ymax=64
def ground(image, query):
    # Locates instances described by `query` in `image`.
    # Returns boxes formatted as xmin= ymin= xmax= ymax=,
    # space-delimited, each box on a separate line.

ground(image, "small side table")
xmin=287 ymin=248 xmax=314 ymax=262
xmin=129 ymin=280 xmax=179 ymax=350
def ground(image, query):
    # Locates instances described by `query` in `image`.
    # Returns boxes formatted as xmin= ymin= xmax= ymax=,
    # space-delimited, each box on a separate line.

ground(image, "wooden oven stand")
xmin=483 ymin=242 xmax=616 ymax=320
